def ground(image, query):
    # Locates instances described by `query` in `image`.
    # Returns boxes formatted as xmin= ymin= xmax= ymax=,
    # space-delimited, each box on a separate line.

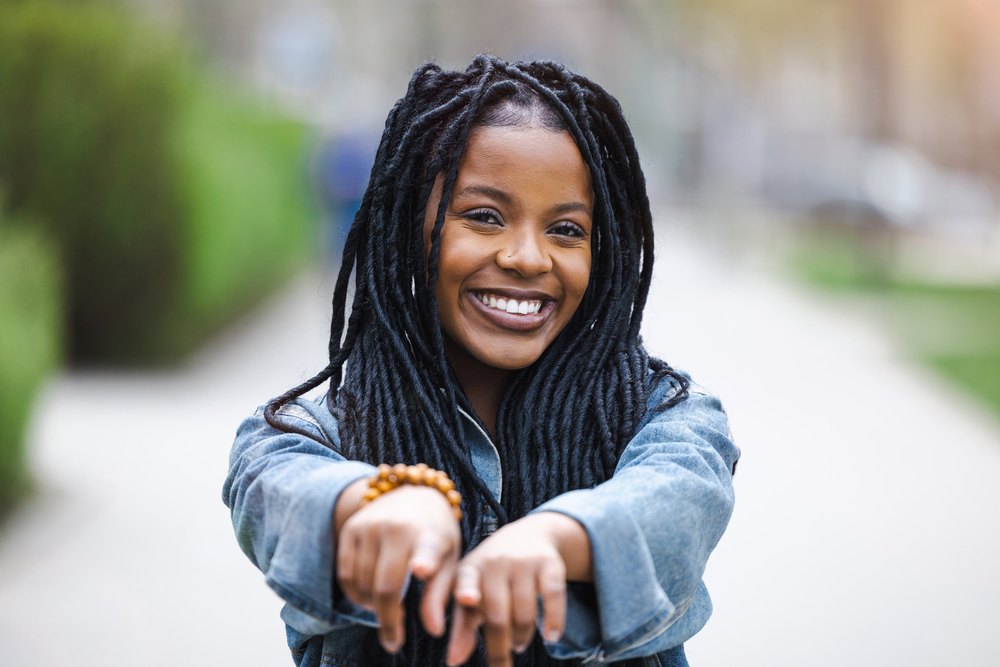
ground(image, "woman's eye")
xmin=551 ymin=222 xmax=586 ymax=238
xmin=464 ymin=209 xmax=502 ymax=225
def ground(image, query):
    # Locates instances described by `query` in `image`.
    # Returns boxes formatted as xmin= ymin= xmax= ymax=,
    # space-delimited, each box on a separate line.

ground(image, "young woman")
xmin=224 ymin=55 xmax=739 ymax=667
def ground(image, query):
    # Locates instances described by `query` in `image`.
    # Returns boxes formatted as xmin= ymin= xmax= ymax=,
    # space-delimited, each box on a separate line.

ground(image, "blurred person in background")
xmin=315 ymin=134 xmax=374 ymax=263
xmin=224 ymin=55 xmax=739 ymax=667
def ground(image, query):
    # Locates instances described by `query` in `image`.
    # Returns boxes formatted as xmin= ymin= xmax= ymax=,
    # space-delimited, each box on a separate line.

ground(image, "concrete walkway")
xmin=649 ymin=223 xmax=1000 ymax=666
xmin=1 ymin=221 xmax=999 ymax=665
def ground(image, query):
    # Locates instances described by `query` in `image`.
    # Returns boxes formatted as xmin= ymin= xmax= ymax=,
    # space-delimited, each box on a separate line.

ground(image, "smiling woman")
xmin=223 ymin=55 xmax=739 ymax=667
xmin=430 ymin=125 xmax=593 ymax=431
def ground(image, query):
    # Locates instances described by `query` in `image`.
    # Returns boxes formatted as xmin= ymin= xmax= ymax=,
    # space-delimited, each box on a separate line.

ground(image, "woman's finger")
xmin=509 ymin=571 xmax=537 ymax=652
xmin=538 ymin=559 xmax=567 ymax=644
xmin=446 ymin=603 xmax=483 ymax=667
xmin=481 ymin=570 xmax=513 ymax=667
xmin=372 ymin=542 xmax=412 ymax=654
xmin=353 ymin=530 xmax=380 ymax=609
xmin=409 ymin=531 xmax=448 ymax=580
xmin=418 ymin=557 xmax=456 ymax=637
xmin=336 ymin=528 xmax=359 ymax=605
xmin=454 ymin=563 xmax=482 ymax=607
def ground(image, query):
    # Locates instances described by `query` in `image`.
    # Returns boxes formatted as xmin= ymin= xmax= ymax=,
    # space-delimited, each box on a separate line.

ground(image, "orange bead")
xmin=434 ymin=477 xmax=455 ymax=493
xmin=391 ymin=463 xmax=407 ymax=481
xmin=377 ymin=464 xmax=392 ymax=480
xmin=375 ymin=479 xmax=394 ymax=493
xmin=446 ymin=489 xmax=462 ymax=506
xmin=362 ymin=488 xmax=380 ymax=501
xmin=406 ymin=466 xmax=424 ymax=484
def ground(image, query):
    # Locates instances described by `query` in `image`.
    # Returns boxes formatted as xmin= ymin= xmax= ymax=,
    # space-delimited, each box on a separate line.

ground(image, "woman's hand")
xmin=335 ymin=481 xmax=462 ymax=654
xmin=445 ymin=512 xmax=592 ymax=667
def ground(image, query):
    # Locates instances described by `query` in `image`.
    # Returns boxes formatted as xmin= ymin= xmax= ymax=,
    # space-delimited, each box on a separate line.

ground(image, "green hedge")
xmin=0 ymin=1 xmax=313 ymax=364
xmin=0 ymin=224 xmax=61 ymax=512
xmin=166 ymin=85 xmax=313 ymax=358
xmin=0 ymin=1 xmax=185 ymax=362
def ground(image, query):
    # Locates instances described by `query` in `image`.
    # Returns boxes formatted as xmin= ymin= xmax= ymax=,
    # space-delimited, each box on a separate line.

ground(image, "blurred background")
xmin=1 ymin=0 xmax=998 ymax=665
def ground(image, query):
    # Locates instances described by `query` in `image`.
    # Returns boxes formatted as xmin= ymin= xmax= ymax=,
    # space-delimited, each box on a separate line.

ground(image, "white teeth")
xmin=476 ymin=292 xmax=544 ymax=316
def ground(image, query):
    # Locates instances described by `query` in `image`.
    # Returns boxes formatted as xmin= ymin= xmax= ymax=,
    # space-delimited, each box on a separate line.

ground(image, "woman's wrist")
xmin=335 ymin=464 xmax=463 ymax=542
xmin=525 ymin=511 xmax=593 ymax=582
xmin=334 ymin=477 xmax=371 ymax=541
xmin=362 ymin=463 xmax=463 ymax=519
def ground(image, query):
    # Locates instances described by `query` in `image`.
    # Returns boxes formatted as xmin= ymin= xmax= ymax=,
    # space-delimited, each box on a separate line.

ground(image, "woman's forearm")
xmin=526 ymin=511 xmax=593 ymax=583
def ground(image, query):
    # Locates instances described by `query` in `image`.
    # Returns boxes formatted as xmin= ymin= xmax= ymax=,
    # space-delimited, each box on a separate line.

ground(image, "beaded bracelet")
xmin=361 ymin=463 xmax=463 ymax=520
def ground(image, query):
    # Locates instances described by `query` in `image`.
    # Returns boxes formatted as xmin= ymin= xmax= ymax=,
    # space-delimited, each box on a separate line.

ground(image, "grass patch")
xmin=929 ymin=355 xmax=1000 ymax=415
xmin=792 ymin=229 xmax=1000 ymax=418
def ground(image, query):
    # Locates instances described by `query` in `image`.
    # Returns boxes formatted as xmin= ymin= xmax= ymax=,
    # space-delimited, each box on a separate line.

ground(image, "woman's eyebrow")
xmin=455 ymin=184 xmax=513 ymax=205
xmin=549 ymin=202 xmax=592 ymax=216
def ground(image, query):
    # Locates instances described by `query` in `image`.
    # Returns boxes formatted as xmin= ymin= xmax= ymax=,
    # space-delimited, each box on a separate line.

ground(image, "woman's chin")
xmin=465 ymin=341 xmax=547 ymax=373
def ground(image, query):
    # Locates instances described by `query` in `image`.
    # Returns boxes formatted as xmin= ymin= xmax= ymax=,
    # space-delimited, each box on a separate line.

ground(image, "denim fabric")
xmin=223 ymin=374 xmax=738 ymax=665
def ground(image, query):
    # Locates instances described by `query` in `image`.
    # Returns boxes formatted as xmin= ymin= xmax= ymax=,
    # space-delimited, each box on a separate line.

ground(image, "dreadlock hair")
xmin=264 ymin=54 xmax=690 ymax=667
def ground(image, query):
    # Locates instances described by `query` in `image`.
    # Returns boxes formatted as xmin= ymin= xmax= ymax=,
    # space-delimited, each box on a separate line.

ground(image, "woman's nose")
xmin=496 ymin=232 xmax=552 ymax=276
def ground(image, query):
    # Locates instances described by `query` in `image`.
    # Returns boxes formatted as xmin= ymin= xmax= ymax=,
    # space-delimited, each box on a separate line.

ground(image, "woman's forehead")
xmin=454 ymin=125 xmax=593 ymax=207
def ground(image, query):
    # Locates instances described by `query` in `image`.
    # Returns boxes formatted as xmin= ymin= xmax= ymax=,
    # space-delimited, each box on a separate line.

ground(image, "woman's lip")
xmin=468 ymin=287 xmax=554 ymax=301
xmin=465 ymin=291 xmax=555 ymax=331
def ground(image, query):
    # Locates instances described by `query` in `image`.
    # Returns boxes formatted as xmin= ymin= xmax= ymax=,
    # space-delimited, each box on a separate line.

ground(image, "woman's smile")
xmin=465 ymin=289 xmax=555 ymax=331
xmin=424 ymin=124 xmax=594 ymax=373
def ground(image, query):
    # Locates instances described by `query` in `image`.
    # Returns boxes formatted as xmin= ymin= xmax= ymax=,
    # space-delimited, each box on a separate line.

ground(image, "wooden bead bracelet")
xmin=360 ymin=463 xmax=463 ymax=520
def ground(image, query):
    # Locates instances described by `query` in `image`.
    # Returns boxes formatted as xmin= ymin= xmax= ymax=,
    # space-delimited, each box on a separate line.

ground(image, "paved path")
xmin=649 ymin=222 xmax=1000 ymax=666
xmin=1 ymin=220 xmax=999 ymax=665
xmin=0 ymin=270 xmax=338 ymax=666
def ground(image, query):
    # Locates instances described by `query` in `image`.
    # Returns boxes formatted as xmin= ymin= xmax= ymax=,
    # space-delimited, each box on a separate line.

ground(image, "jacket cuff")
xmin=531 ymin=492 xmax=686 ymax=662
xmin=264 ymin=460 xmax=377 ymax=624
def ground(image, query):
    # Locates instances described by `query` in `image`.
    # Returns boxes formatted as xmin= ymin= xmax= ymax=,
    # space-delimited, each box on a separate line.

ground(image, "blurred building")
xmin=139 ymin=0 xmax=1000 ymax=260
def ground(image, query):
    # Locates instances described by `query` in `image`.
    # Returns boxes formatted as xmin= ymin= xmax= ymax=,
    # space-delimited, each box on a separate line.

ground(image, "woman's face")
xmin=424 ymin=124 xmax=593 ymax=372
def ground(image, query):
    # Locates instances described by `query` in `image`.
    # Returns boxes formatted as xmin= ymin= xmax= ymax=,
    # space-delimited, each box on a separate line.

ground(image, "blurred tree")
xmin=0 ymin=1 xmax=185 ymax=362
xmin=0 ymin=221 xmax=61 ymax=513
xmin=0 ymin=1 xmax=314 ymax=364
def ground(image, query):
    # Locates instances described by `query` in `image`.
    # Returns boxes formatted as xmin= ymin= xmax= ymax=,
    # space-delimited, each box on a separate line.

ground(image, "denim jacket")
xmin=223 ymin=374 xmax=738 ymax=666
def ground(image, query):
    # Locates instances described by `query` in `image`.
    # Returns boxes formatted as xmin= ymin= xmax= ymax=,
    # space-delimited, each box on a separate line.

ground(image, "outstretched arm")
xmin=224 ymin=397 xmax=461 ymax=650
xmin=445 ymin=380 xmax=739 ymax=666
xmin=223 ymin=399 xmax=376 ymax=626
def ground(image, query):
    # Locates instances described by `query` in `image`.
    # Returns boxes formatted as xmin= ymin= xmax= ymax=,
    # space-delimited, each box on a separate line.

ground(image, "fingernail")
xmin=544 ymin=630 xmax=561 ymax=643
xmin=514 ymin=643 xmax=529 ymax=653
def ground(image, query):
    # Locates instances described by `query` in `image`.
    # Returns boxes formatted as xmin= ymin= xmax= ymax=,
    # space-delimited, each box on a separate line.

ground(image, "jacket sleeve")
xmin=222 ymin=396 xmax=378 ymax=632
xmin=531 ymin=379 xmax=739 ymax=663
